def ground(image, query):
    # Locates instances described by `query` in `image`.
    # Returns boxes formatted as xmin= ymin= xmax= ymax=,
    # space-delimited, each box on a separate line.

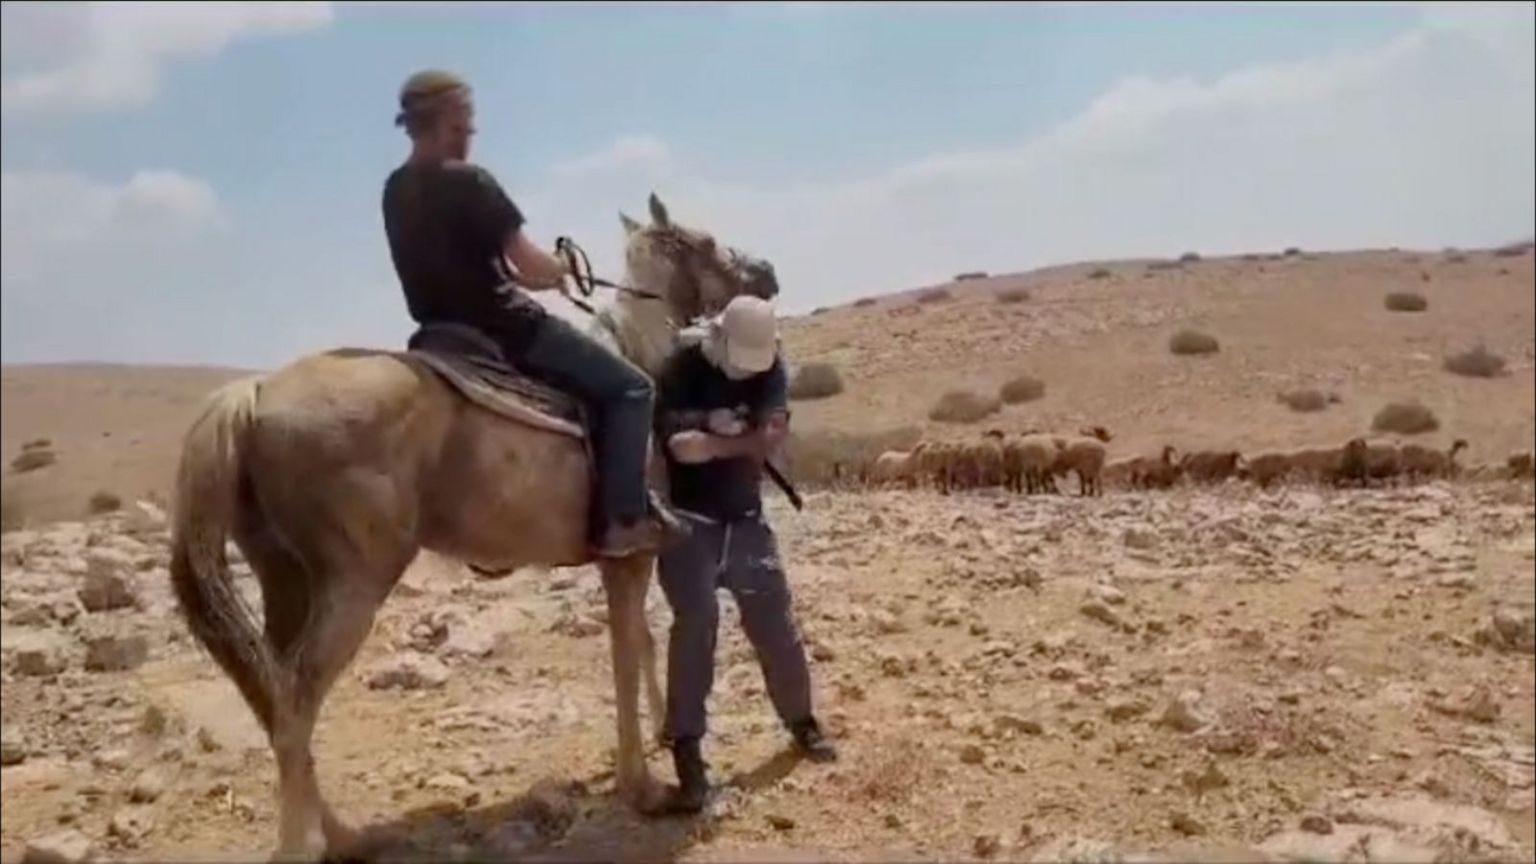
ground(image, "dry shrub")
xmin=785 ymin=426 xmax=922 ymax=488
xmin=88 ymin=490 xmax=123 ymax=515
xmin=1241 ymin=253 xmax=1263 ymax=262
xmin=1373 ymin=400 xmax=1440 ymax=435
xmin=1087 ymin=267 xmax=1112 ymax=280
xmin=1147 ymin=260 xmax=1184 ymax=272
xmin=1169 ymin=329 xmax=1220 ymax=356
xmin=1444 ymin=249 xmax=1468 ymax=263
xmin=1443 ymin=344 xmax=1507 ymax=378
xmin=1278 ymin=389 xmax=1331 ymax=413
xmin=853 ymin=297 xmax=877 ymax=308
xmin=810 ymin=306 xmax=830 ymax=316
xmin=999 ymin=375 xmax=1046 ymax=405
xmin=22 ymin=439 xmax=51 ymax=451
xmin=1283 ymin=247 xmax=1303 ymax=257
xmin=1384 ymin=291 xmax=1428 ymax=312
xmin=1493 ymin=242 xmax=1533 ymax=258
xmin=995 ymin=287 xmax=1029 ymax=304
xmin=11 ymin=449 xmax=56 ymax=473
xmin=853 ymin=740 xmax=926 ymax=803
xmin=954 ymin=271 xmax=989 ymax=282
xmin=917 ymin=288 xmax=953 ymax=304
xmin=1179 ymin=251 xmax=1202 ymax=263
xmin=929 ymin=390 xmax=1001 ymax=424
xmin=788 ymin=363 xmax=844 ymax=401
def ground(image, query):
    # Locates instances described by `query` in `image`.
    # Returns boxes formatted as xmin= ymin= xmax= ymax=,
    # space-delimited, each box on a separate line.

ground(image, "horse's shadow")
xmin=335 ymin=747 xmax=807 ymax=863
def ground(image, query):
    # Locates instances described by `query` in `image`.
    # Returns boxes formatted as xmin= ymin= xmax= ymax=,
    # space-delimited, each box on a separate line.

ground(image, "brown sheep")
xmin=1339 ymin=438 xmax=1401 ymax=486
xmin=1102 ymin=457 xmax=1138 ymax=490
xmin=1050 ymin=432 xmax=1110 ymax=496
xmin=1243 ymin=451 xmax=1294 ymax=488
xmin=969 ymin=434 xmax=1006 ymax=488
xmin=921 ymin=441 xmax=959 ymax=493
xmin=1015 ymin=433 xmax=1064 ymax=494
xmin=1133 ymin=445 xmax=1183 ymax=489
xmin=1288 ymin=446 xmax=1345 ymax=485
xmin=871 ymin=449 xmax=916 ymax=488
xmin=1399 ymin=439 xmax=1467 ymax=482
xmin=1179 ymin=449 xmax=1243 ymax=484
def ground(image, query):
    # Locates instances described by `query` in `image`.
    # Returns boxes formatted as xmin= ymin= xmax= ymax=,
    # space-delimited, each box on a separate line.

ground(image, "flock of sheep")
xmin=864 ymin=428 xmax=1535 ymax=496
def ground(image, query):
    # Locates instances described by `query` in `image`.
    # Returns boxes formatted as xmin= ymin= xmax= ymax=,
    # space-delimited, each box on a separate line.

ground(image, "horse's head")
xmin=620 ymin=192 xmax=779 ymax=324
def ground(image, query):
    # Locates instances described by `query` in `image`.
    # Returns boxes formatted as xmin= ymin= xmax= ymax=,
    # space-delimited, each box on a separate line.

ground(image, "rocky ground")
xmin=2 ymin=480 xmax=1534 ymax=863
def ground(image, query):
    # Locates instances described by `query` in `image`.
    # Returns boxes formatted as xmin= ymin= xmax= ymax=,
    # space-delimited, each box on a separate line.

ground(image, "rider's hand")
xmin=669 ymin=431 xmax=716 ymax=465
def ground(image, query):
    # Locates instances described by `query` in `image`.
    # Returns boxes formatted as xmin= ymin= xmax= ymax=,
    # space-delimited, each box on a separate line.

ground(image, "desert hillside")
xmin=781 ymin=245 xmax=1535 ymax=463
xmin=3 ymin=245 xmax=1532 ymax=526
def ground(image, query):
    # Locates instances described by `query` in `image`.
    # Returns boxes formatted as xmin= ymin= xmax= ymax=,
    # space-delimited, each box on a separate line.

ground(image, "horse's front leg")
xmin=599 ymin=555 xmax=668 ymax=814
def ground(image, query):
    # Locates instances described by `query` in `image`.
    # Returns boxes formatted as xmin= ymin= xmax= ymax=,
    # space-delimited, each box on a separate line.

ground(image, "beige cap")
xmin=719 ymin=296 xmax=778 ymax=373
xmin=395 ymin=69 xmax=470 ymax=127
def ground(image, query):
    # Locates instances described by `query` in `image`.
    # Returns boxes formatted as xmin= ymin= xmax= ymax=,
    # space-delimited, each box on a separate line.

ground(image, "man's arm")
xmin=504 ymin=229 xmax=569 ymax=290
xmin=457 ymin=165 xmax=568 ymax=290
xmin=667 ymin=360 xmax=789 ymax=464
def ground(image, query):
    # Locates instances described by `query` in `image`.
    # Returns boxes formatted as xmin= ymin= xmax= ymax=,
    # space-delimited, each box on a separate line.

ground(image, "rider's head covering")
xmin=395 ymin=69 xmax=471 ymax=129
xmin=716 ymin=296 xmax=778 ymax=375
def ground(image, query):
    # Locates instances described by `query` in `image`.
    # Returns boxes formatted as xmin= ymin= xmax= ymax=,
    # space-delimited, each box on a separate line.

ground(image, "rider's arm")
xmin=457 ymin=164 xmax=568 ymax=290
xmin=504 ymin=229 xmax=570 ymax=291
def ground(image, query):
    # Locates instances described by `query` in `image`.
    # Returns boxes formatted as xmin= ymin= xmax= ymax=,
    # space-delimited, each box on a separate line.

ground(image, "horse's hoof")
xmin=630 ymin=778 xmax=673 ymax=817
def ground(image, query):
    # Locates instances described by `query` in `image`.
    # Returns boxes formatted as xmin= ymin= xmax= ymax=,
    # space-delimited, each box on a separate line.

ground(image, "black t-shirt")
xmin=381 ymin=160 xmax=545 ymax=332
xmin=654 ymin=343 xmax=790 ymax=520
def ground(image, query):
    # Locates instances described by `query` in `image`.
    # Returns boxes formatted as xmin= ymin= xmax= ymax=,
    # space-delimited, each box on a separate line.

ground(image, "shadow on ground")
xmin=333 ymin=748 xmax=808 ymax=863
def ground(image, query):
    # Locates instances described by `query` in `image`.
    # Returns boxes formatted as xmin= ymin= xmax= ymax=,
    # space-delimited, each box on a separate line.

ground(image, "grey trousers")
xmin=659 ymin=512 xmax=814 ymax=742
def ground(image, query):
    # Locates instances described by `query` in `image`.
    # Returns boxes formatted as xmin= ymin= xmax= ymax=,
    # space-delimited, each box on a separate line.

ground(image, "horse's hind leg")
xmin=243 ymin=508 xmax=407 ymax=860
xmin=600 ymin=555 xmax=667 ymax=813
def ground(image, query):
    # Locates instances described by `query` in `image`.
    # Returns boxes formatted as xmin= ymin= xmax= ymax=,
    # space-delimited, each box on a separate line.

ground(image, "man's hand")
xmin=706 ymin=409 xmax=746 ymax=437
xmin=669 ymin=430 xmax=718 ymax=465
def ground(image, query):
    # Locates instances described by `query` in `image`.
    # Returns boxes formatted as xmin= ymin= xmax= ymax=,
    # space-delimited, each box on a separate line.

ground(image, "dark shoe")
xmin=666 ymin=737 xmax=710 ymax=815
xmin=789 ymin=717 xmax=838 ymax=763
xmin=593 ymin=517 xmax=662 ymax=559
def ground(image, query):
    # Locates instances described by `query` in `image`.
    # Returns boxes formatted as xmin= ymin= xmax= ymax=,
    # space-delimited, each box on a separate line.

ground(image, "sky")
xmin=1 ymin=0 xmax=1532 ymax=368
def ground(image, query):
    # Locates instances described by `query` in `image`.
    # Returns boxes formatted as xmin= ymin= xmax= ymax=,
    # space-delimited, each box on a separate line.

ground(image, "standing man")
xmin=653 ymin=295 xmax=837 ymax=814
xmin=381 ymin=68 xmax=666 ymax=558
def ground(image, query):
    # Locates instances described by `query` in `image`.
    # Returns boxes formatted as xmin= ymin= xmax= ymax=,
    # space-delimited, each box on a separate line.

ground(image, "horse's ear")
xmin=620 ymin=212 xmax=642 ymax=235
xmin=648 ymin=192 xmax=671 ymax=228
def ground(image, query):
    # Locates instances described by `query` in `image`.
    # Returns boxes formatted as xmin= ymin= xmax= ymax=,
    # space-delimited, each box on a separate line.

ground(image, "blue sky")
xmin=2 ymin=1 xmax=1532 ymax=368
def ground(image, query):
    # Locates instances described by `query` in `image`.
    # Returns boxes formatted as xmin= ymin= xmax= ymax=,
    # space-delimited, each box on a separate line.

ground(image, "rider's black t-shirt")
xmin=381 ymin=159 xmax=546 ymax=340
xmin=654 ymin=343 xmax=789 ymax=520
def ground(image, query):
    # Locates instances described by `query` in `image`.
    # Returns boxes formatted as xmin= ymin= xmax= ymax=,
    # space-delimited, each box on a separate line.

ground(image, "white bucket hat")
xmin=717 ymin=296 xmax=778 ymax=374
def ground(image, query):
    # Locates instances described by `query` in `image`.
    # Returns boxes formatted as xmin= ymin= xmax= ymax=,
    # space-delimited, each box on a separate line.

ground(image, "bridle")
xmin=553 ymin=235 xmax=667 ymax=315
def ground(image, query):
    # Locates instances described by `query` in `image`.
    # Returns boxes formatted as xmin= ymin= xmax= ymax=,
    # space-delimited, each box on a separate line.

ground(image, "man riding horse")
xmin=382 ymin=68 xmax=673 ymax=558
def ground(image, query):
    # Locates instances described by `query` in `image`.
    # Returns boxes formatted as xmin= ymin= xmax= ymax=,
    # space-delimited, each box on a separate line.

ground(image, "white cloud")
xmin=1 ymin=169 xmax=222 ymax=361
xmin=549 ymin=134 xmax=672 ymax=178
xmin=526 ymin=5 xmax=1535 ymax=314
xmin=0 ymin=1 xmax=334 ymax=116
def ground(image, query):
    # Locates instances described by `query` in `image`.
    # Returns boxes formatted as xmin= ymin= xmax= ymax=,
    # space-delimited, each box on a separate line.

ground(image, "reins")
xmin=554 ymin=236 xmax=668 ymax=315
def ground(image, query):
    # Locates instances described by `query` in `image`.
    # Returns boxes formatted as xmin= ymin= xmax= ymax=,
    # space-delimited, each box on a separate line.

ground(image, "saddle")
xmin=402 ymin=323 xmax=585 ymax=440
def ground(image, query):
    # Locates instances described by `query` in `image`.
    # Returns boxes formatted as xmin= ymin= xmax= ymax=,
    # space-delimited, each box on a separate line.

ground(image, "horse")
xmin=169 ymin=193 xmax=778 ymax=860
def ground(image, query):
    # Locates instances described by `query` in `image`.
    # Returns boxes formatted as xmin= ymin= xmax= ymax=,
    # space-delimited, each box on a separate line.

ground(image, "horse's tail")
xmin=169 ymin=375 xmax=280 ymax=735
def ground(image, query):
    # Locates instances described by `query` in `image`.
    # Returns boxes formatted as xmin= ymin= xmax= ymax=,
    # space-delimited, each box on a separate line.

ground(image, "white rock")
xmin=2 ymin=727 xmax=29 ymax=766
xmin=6 ymin=630 xmax=72 ymax=677
xmin=76 ymin=567 xmax=137 ymax=613
xmin=22 ymin=829 xmax=95 ymax=864
xmin=1159 ymin=691 xmax=1213 ymax=733
xmin=83 ymin=634 xmax=149 ymax=673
